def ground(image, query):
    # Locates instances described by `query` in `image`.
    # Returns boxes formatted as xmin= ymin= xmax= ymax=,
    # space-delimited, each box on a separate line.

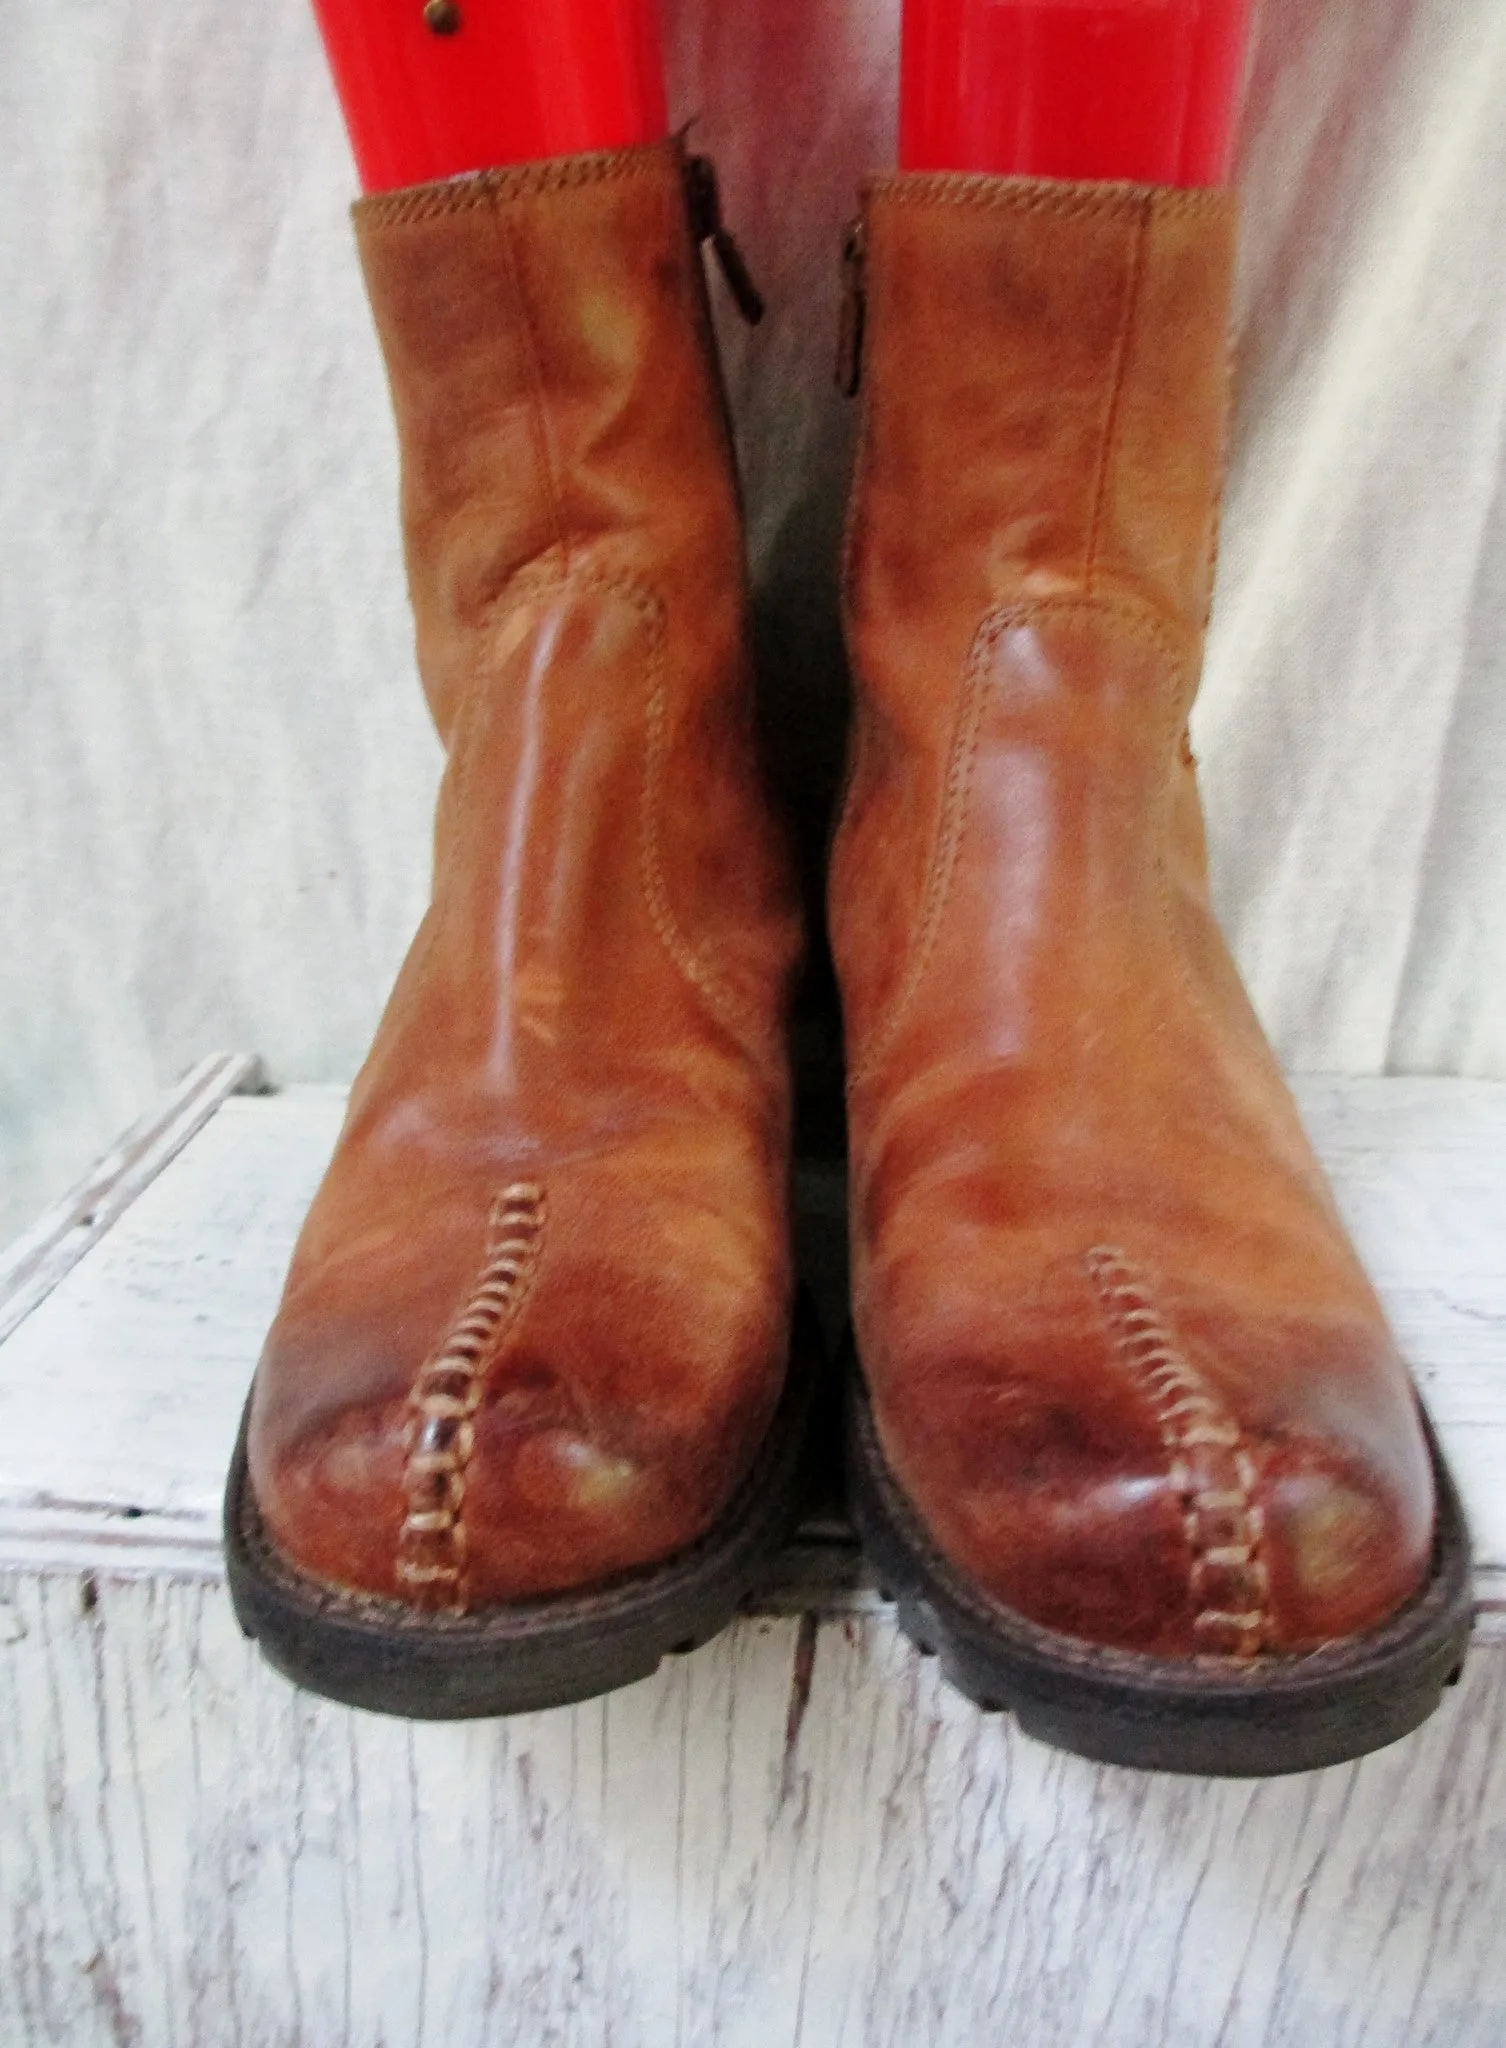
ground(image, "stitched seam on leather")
xmin=985 ymin=593 xmax=1210 ymax=1049
xmin=846 ymin=608 xmax=997 ymax=1087
xmin=847 ymin=593 xmax=1194 ymax=1083
xmin=439 ymin=564 xmax=571 ymax=902
xmin=864 ymin=175 xmax=1231 ymax=224
xmin=1156 ymin=678 xmax=1230 ymax=1048
xmin=454 ymin=557 xmax=756 ymax=1035
xmin=622 ymin=572 xmax=760 ymax=1039
xmin=396 ymin=1183 xmax=546 ymax=1613
xmin=504 ymin=210 xmax=571 ymax=569
xmin=354 ymin=145 xmax=672 ymax=230
xmin=479 ymin=559 xmax=756 ymax=1033
xmin=1009 ymin=591 xmax=1192 ymax=668
xmin=1084 ymin=196 xmax=1150 ymax=594
xmin=1085 ymin=1246 xmax=1270 ymax=1658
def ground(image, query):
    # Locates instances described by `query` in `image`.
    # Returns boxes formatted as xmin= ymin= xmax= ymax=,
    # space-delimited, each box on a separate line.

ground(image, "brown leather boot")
xmin=224 ymin=142 xmax=811 ymax=1717
xmin=831 ymin=173 xmax=1471 ymax=1774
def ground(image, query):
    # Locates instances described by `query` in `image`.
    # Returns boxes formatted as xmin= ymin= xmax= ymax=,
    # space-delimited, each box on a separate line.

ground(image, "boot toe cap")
xmin=247 ymin=1211 xmax=787 ymax=1610
xmin=249 ymin=1365 xmax=766 ymax=1610
xmin=871 ymin=1330 xmax=1436 ymax=1663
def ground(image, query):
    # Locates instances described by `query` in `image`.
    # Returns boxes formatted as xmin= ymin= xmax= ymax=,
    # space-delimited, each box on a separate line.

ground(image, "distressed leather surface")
xmin=832 ymin=176 xmax=1434 ymax=1659
xmin=249 ymin=141 xmax=801 ymax=1610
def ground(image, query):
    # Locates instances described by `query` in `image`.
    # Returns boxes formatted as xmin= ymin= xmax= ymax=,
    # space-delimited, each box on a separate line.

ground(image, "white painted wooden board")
xmin=1 ymin=1576 xmax=1504 ymax=2047
xmin=0 ymin=1050 xmax=266 ymax=1347
xmin=2 ymin=1075 xmax=1506 ymax=2045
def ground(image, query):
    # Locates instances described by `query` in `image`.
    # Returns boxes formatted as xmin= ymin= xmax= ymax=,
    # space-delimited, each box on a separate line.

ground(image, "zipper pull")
xmin=685 ymin=154 xmax=765 ymax=326
xmin=836 ymin=216 xmax=867 ymax=396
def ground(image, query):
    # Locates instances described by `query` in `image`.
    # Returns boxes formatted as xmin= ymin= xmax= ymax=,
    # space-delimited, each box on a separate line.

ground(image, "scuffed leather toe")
xmin=877 ymin=1366 xmax=1201 ymax=1656
xmin=252 ymin=1394 xmax=409 ymax=1602
xmin=249 ymin=1147 xmax=790 ymax=1613
xmin=252 ymin=1363 xmax=759 ymax=1614
xmin=1258 ymin=1428 xmax=1434 ymax=1649
xmin=868 ymin=1264 xmax=1435 ymax=1663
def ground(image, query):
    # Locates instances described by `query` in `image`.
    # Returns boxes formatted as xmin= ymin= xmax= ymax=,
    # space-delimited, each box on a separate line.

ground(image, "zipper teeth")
xmin=835 ymin=201 xmax=872 ymax=629
xmin=677 ymin=155 xmax=746 ymax=503
xmin=685 ymin=153 xmax=718 ymax=242
xmin=836 ymin=215 xmax=867 ymax=396
xmin=685 ymin=153 xmax=764 ymax=326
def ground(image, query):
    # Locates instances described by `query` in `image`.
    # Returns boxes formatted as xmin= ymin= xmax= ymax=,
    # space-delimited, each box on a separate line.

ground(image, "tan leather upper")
xmin=832 ymin=175 xmax=1434 ymax=1659
xmin=249 ymin=141 xmax=800 ymax=1610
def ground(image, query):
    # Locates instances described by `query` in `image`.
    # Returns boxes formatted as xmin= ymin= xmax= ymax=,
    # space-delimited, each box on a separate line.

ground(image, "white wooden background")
xmin=2 ymin=1068 xmax=1505 ymax=2045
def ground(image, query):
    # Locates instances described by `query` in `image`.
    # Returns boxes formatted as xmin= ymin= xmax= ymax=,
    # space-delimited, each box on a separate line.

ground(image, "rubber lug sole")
xmin=224 ymin=1295 xmax=821 ymax=1720
xmin=846 ymin=1366 xmax=1474 ymax=1777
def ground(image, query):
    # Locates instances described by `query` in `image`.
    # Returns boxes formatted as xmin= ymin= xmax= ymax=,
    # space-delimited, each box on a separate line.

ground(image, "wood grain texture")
xmin=0 ymin=1575 xmax=1502 ymax=2047
xmin=0 ymin=1084 xmax=334 ymax=1576
xmin=0 ymin=1053 xmax=267 ymax=1348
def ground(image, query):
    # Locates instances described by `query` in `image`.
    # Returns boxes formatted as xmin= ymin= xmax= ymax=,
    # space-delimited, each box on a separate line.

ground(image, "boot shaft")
xmin=833 ymin=173 xmax=1244 ymax=1077
xmin=341 ymin=141 xmax=798 ymax=1083
xmin=844 ymin=176 xmax=1238 ymax=691
xmin=354 ymin=142 xmax=745 ymax=746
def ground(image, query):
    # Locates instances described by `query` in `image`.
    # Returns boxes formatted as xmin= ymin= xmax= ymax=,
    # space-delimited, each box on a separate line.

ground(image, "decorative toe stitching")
xmin=1085 ymin=1247 xmax=1270 ymax=1660
xmin=396 ymin=1184 xmax=546 ymax=1614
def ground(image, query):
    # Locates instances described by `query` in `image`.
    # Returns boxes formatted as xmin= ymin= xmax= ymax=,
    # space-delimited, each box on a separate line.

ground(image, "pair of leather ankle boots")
xmin=224 ymin=140 xmax=1470 ymax=1776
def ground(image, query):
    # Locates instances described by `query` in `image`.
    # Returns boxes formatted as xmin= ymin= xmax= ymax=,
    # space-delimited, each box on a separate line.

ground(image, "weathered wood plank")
xmin=791 ymin=1616 xmax=1506 ymax=2046
xmin=0 ymin=1574 xmax=820 ymax=2048
xmin=0 ymin=1052 xmax=267 ymax=1347
xmin=0 ymin=1085 xmax=336 ymax=1570
xmin=1 ymin=1574 xmax=1502 ymax=2047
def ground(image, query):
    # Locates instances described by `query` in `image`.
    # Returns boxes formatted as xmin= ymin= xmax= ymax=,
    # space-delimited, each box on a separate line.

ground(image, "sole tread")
xmin=847 ymin=1365 xmax=1474 ymax=1777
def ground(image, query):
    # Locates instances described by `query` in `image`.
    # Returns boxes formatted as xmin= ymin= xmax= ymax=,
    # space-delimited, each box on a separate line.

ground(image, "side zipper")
xmin=836 ymin=216 xmax=867 ymax=396
xmin=684 ymin=154 xmax=765 ymax=326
